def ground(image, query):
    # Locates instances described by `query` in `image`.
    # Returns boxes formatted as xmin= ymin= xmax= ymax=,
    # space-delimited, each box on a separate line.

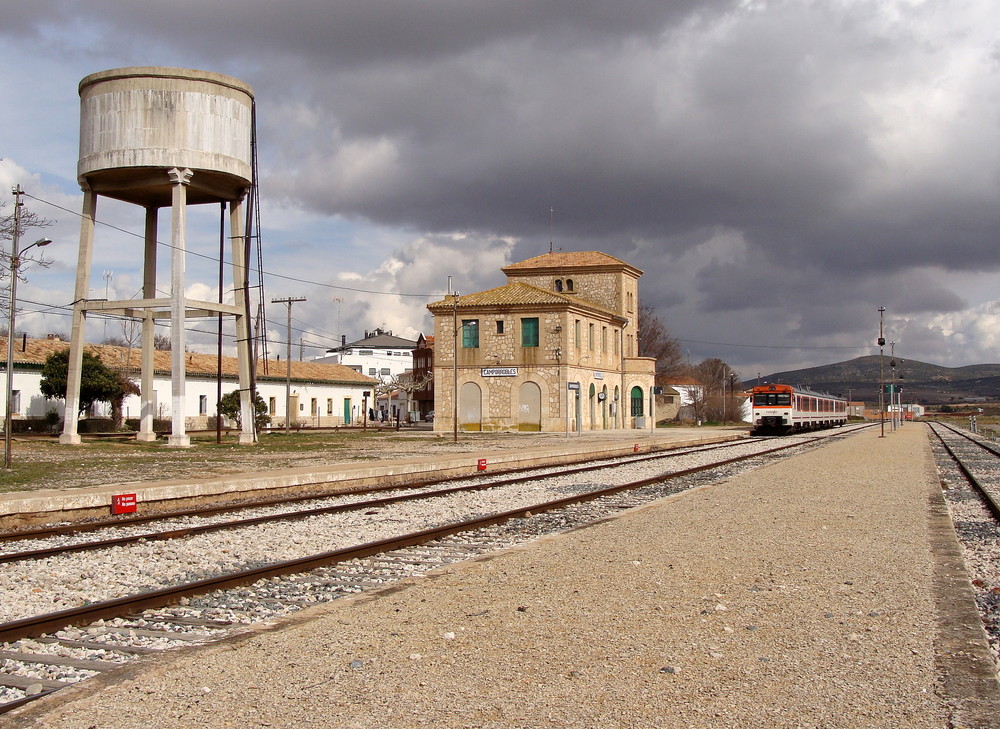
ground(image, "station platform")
xmin=0 ymin=428 xmax=743 ymax=527
xmin=8 ymin=425 xmax=1000 ymax=728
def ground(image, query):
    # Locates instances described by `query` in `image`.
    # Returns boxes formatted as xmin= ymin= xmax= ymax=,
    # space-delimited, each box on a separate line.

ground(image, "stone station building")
xmin=427 ymin=251 xmax=656 ymax=432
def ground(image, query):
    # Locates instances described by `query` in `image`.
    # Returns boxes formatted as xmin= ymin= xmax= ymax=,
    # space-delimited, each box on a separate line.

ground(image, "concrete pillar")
xmin=59 ymin=187 xmax=97 ymax=445
xmin=229 ymin=197 xmax=256 ymax=444
xmin=137 ymin=205 xmax=158 ymax=442
xmin=167 ymin=167 xmax=192 ymax=448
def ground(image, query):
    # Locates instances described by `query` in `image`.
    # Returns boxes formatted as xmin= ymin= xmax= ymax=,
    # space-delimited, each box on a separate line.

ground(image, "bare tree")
xmin=0 ymin=199 xmax=54 ymax=318
xmin=691 ymin=357 xmax=744 ymax=423
xmin=637 ymin=304 xmax=683 ymax=379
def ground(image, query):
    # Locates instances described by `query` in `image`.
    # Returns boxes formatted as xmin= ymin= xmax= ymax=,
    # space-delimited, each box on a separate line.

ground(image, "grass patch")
xmin=0 ymin=429 xmax=434 ymax=493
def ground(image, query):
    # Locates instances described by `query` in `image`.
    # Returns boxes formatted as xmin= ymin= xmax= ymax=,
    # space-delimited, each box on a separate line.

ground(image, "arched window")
xmin=630 ymin=386 xmax=644 ymax=417
xmin=459 ymin=382 xmax=482 ymax=431
xmin=518 ymin=381 xmax=542 ymax=432
xmin=566 ymin=279 xmax=574 ymax=292
xmin=554 ymin=279 xmax=563 ymax=292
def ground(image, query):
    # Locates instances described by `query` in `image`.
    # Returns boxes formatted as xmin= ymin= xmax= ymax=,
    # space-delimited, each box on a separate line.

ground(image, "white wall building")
xmin=314 ymin=328 xmax=417 ymax=384
xmin=2 ymin=337 xmax=378 ymax=432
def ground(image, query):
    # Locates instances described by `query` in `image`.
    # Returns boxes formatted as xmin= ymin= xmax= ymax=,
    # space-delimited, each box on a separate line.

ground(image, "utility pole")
xmin=890 ymin=341 xmax=897 ymax=432
xmin=5 ymin=186 xmax=52 ymax=469
xmin=452 ymin=286 xmax=459 ymax=444
xmin=877 ymin=307 xmax=886 ymax=438
xmin=272 ymin=296 xmax=306 ymax=434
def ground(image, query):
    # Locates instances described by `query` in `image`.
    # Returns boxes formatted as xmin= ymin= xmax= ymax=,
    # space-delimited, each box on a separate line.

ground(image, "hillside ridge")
xmin=747 ymin=356 xmax=1000 ymax=404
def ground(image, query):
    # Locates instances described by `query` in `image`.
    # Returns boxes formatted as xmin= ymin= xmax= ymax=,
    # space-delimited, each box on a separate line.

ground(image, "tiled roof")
xmin=2 ymin=338 xmax=377 ymax=386
xmin=502 ymin=251 xmax=642 ymax=275
xmin=342 ymin=333 xmax=417 ymax=350
xmin=426 ymin=282 xmax=618 ymax=317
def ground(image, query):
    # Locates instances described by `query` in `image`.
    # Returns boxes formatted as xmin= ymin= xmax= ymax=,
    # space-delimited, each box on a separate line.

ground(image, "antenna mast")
xmin=549 ymin=206 xmax=554 ymax=254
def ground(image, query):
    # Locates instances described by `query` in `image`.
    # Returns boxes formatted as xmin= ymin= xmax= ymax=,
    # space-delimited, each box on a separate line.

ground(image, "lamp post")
xmin=877 ymin=306 xmax=886 ymax=438
xmin=5 ymin=187 xmax=52 ymax=468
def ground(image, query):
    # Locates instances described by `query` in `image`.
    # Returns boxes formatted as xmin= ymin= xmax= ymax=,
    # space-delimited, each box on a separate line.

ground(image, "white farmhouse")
xmin=314 ymin=328 xmax=418 ymax=383
xmin=1 ymin=337 xmax=378 ymax=433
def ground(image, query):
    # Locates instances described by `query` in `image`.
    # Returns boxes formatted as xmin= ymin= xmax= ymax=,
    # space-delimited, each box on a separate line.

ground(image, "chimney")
xmin=341 ymin=335 xmax=346 ymax=347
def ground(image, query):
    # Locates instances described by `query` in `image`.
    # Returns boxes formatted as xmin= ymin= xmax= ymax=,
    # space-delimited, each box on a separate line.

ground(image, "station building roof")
xmin=501 ymin=250 xmax=642 ymax=276
xmin=426 ymin=281 xmax=620 ymax=318
xmin=2 ymin=337 xmax=377 ymax=386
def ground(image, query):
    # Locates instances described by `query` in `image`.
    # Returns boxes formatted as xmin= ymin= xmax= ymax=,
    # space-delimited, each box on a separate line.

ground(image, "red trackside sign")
xmin=111 ymin=493 xmax=137 ymax=515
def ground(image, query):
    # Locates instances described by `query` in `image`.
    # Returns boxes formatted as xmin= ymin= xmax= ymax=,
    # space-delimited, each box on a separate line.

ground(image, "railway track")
xmin=0 ymin=426 xmax=867 ymax=713
xmin=928 ymin=421 xmax=1000 ymax=520
xmin=927 ymin=420 xmax=1000 ymax=669
xmin=0 ymin=437 xmax=764 ymax=555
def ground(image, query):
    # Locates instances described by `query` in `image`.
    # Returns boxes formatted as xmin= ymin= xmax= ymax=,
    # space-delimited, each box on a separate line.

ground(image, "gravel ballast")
xmin=8 ymin=425 xmax=999 ymax=728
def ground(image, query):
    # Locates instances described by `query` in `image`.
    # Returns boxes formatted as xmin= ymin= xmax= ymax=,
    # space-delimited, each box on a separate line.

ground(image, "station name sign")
xmin=482 ymin=367 xmax=518 ymax=377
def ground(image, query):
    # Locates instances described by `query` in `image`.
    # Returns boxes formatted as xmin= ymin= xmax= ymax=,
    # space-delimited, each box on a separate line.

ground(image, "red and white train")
xmin=750 ymin=383 xmax=848 ymax=435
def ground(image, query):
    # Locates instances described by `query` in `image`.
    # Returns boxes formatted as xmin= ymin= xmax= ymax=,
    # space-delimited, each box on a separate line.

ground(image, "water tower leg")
xmin=60 ymin=188 xmax=98 ymax=445
xmin=166 ymin=168 xmax=192 ymax=448
xmin=229 ymin=198 xmax=256 ymax=445
xmin=137 ymin=206 xmax=158 ymax=442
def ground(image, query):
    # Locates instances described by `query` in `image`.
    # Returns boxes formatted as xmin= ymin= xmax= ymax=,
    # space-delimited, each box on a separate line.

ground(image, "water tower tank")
xmin=77 ymin=67 xmax=254 ymax=206
xmin=61 ymin=66 xmax=259 ymax=450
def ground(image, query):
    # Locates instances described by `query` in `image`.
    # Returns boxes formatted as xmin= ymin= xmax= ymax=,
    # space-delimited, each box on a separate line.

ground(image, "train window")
xmin=754 ymin=392 xmax=791 ymax=406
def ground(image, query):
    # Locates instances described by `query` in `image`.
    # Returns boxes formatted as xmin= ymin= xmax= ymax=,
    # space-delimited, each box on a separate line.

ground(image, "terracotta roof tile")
xmin=502 ymin=251 xmax=641 ymax=274
xmin=2 ymin=338 xmax=377 ymax=386
xmin=426 ymin=282 xmax=618 ymax=317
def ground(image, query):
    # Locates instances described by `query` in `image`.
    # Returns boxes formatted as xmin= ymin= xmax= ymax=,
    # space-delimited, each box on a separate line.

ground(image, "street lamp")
xmin=5 ymin=226 xmax=52 ymax=470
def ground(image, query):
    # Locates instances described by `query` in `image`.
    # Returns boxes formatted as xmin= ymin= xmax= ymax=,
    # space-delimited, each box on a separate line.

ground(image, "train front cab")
xmin=752 ymin=386 xmax=793 ymax=435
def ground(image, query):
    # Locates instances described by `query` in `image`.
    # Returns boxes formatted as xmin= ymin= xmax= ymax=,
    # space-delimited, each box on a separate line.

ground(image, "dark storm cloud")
xmin=14 ymin=0 xmax=715 ymax=66
xmin=4 ymin=0 xmax=998 ymax=373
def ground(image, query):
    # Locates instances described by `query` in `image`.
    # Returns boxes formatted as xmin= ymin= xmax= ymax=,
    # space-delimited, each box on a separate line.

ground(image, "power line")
xmin=22 ymin=195 xmax=874 ymax=358
xmin=25 ymin=192 xmax=445 ymax=299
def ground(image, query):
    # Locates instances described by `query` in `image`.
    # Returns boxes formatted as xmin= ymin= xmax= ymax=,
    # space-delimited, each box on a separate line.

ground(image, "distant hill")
xmin=746 ymin=356 xmax=1000 ymax=404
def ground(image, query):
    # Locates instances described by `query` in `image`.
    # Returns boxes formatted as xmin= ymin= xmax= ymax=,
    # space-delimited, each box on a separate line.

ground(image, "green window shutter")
xmin=521 ymin=318 xmax=539 ymax=347
xmin=462 ymin=319 xmax=479 ymax=348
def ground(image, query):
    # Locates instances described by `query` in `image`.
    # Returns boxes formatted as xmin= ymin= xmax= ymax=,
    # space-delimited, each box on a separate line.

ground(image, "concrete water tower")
xmin=60 ymin=67 xmax=257 ymax=447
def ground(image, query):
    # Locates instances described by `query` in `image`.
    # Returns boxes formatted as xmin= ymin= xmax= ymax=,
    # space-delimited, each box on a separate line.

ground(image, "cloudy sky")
xmin=1 ymin=0 xmax=997 ymax=378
